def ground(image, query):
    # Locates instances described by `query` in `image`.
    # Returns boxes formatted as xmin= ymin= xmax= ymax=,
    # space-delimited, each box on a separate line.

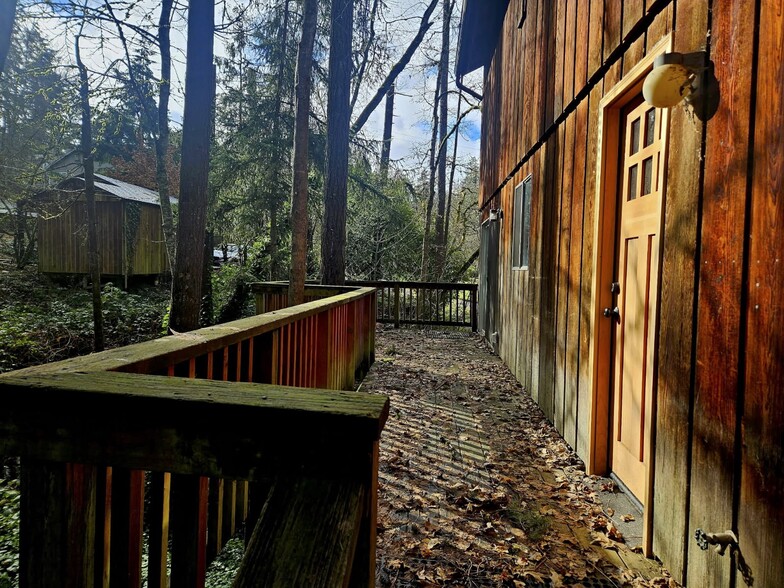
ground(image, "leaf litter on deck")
xmin=362 ymin=327 xmax=676 ymax=588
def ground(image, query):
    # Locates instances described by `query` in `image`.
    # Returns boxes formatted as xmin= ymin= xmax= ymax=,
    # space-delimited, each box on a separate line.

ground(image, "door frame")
xmin=586 ymin=33 xmax=673 ymax=555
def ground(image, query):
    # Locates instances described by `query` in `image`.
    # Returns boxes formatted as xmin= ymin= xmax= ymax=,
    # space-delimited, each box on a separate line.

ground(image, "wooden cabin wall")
xmin=38 ymin=200 xmax=124 ymax=275
xmin=129 ymin=204 xmax=169 ymax=276
xmin=38 ymin=198 xmax=168 ymax=278
xmin=478 ymin=0 xmax=782 ymax=586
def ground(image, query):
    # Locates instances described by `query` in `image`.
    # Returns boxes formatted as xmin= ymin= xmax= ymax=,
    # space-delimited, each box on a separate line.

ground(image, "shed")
xmin=460 ymin=1 xmax=783 ymax=586
xmin=35 ymin=172 xmax=176 ymax=281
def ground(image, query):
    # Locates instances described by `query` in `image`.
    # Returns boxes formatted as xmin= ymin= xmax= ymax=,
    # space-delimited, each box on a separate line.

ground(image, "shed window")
xmin=512 ymin=175 xmax=532 ymax=270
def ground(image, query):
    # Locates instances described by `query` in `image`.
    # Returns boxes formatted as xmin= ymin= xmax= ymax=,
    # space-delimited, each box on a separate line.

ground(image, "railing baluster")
xmin=222 ymin=481 xmax=236 ymax=545
xmin=207 ymin=479 xmax=224 ymax=561
xmin=148 ymin=472 xmax=171 ymax=588
xmin=170 ymin=474 xmax=208 ymax=588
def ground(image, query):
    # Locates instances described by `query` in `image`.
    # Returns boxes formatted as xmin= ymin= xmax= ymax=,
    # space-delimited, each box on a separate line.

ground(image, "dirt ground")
xmin=361 ymin=327 xmax=676 ymax=588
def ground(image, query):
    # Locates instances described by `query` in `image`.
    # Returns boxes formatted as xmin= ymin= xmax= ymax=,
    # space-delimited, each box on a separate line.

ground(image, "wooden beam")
xmin=0 ymin=372 xmax=389 ymax=480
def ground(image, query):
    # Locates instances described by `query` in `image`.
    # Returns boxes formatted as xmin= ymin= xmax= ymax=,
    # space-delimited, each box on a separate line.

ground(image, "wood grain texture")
xmin=234 ymin=476 xmax=364 ymax=588
xmin=577 ymin=6 xmax=604 ymax=463
xmin=740 ymin=1 xmax=784 ymax=586
xmin=0 ymin=372 xmax=388 ymax=479
xmin=622 ymin=0 xmax=645 ymax=73
xmin=652 ymin=0 xmax=708 ymax=581
xmin=20 ymin=461 xmax=96 ymax=588
xmin=687 ymin=1 xmax=754 ymax=585
xmin=603 ymin=0 xmax=622 ymax=89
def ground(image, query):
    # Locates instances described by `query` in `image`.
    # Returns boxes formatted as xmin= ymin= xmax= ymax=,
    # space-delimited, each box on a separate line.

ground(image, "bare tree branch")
xmin=351 ymin=0 xmax=439 ymax=135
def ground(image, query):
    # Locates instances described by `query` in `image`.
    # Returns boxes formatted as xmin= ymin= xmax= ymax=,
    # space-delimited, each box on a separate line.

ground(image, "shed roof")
xmin=94 ymin=174 xmax=177 ymax=206
xmin=455 ymin=0 xmax=510 ymax=78
xmin=60 ymin=174 xmax=178 ymax=206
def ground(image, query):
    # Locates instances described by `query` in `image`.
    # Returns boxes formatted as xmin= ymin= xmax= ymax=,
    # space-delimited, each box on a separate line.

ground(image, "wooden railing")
xmin=0 ymin=287 xmax=386 ymax=587
xmin=254 ymin=280 xmax=478 ymax=331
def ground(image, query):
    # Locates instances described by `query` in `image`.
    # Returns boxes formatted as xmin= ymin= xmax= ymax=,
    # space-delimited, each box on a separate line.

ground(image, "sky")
xmin=28 ymin=0 xmax=482 ymax=174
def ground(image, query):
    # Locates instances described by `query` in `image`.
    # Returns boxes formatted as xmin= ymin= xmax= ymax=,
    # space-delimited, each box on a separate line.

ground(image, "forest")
xmin=0 ymin=0 xmax=481 ymax=366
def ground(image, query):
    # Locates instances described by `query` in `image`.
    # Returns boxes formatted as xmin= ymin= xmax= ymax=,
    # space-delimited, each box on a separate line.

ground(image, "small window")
xmin=512 ymin=175 xmax=532 ymax=270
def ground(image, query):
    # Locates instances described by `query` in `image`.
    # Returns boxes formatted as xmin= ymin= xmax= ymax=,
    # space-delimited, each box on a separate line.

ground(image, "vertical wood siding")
xmin=38 ymin=195 xmax=169 ymax=277
xmin=478 ymin=0 xmax=782 ymax=585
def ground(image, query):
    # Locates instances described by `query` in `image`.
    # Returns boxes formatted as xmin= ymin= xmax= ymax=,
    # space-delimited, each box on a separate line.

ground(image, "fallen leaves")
xmin=366 ymin=328 xmax=676 ymax=587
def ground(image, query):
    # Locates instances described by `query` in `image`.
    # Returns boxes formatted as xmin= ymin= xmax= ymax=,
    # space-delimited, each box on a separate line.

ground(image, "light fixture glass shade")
xmin=643 ymin=63 xmax=692 ymax=108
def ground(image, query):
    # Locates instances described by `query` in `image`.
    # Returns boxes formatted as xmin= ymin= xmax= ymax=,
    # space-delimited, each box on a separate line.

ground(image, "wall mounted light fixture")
xmin=643 ymin=51 xmax=709 ymax=108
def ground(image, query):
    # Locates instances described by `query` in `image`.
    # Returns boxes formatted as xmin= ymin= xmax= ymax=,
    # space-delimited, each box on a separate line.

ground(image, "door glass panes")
xmin=644 ymin=108 xmax=656 ymax=147
xmin=642 ymin=157 xmax=653 ymax=196
xmin=628 ymin=164 xmax=638 ymax=201
xmin=630 ymin=117 xmax=641 ymax=155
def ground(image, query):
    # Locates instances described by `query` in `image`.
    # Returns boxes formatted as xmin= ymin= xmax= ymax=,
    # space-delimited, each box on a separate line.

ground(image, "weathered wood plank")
xmin=740 ymin=1 xmax=784 ymax=586
xmin=687 ymin=1 xmax=754 ymax=585
xmin=0 ymin=372 xmax=389 ymax=480
xmin=147 ymin=471 xmax=171 ymax=588
xmin=586 ymin=0 xmax=604 ymax=80
xmin=554 ymin=0 xmax=566 ymax=119
xmin=108 ymin=468 xmax=144 ymax=587
xmin=234 ymin=476 xmax=364 ymax=588
xmin=555 ymin=111 xmax=575 ymax=438
xmin=565 ymin=0 xmax=589 ymax=453
xmin=603 ymin=0 xmax=622 ymax=88
xmin=622 ymin=0 xmax=645 ymax=73
xmin=538 ymin=133 xmax=559 ymax=422
xmin=652 ymin=0 xmax=708 ymax=581
xmin=20 ymin=460 xmax=96 ymax=588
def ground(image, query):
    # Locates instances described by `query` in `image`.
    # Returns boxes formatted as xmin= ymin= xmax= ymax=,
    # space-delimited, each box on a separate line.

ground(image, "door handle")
xmin=603 ymin=306 xmax=620 ymax=320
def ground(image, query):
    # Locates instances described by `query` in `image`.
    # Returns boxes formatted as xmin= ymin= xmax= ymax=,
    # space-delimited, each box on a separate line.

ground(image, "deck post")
xmin=348 ymin=441 xmax=379 ymax=588
xmin=20 ymin=460 xmax=97 ymax=588
xmin=470 ymin=287 xmax=478 ymax=332
xmin=393 ymin=284 xmax=401 ymax=328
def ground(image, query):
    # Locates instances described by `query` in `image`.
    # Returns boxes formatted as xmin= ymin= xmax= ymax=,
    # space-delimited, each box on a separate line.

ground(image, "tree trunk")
xmin=420 ymin=68 xmax=441 ymax=281
xmin=156 ymin=0 xmax=176 ymax=275
xmin=444 ymin=92 xmax=462 ymax=260
xmin=267 ymin=0 xmax=291 ymax=281
xmin=380 ymin=83 xmax=394 ymax=180
xmin=320 ymin=0 xmax=353 ymax=286
xmin=76 ymin=31 xmax=104 ymax=352
xmin=0 ymin=0 xmax=16 ymax=76
xmin=433 ymin=0 xmax=452 ymax=280
xmin=169 ymin=0 xmax=214 ymax=333
xmin=288 ymin=0 xmax=318 ymax=306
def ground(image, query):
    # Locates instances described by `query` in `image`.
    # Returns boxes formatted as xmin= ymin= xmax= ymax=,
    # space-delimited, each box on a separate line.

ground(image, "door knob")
xmin=603 ymin=306 xmax=620 ymax=320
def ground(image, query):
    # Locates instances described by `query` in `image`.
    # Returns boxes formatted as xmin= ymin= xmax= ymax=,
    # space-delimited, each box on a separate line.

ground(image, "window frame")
xmin=511 ymin=174 xmax=533 ymax=271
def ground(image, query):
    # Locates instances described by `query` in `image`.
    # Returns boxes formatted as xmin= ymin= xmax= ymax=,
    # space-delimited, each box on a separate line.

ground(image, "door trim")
xmin=586 ymin=33 xmax=672 ymax=556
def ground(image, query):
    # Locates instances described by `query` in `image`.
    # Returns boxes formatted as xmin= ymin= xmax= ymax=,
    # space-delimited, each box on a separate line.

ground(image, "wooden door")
xmin=610 ymin=97 xmax=665 ymax=502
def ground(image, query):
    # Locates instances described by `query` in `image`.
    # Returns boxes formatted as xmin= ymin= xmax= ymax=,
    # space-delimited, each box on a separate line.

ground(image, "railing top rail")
xmin=346 ymin=280 xmax=478 ymax=291
xmin=0 ymin=371 xmax=388 ymax=479
xmin=251 ymin=282 xmax=358 ymax=295
xmin=2 ymin=286 xmax=377 ymax=377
